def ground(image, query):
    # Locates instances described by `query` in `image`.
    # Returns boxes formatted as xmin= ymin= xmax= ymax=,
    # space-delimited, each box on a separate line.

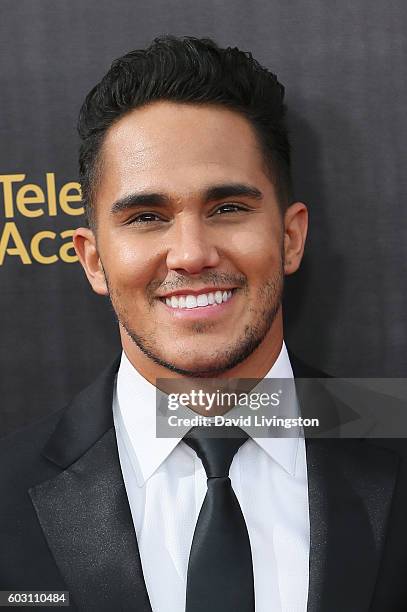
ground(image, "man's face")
xmin=85 ymin=102 xmax=289 ymax=376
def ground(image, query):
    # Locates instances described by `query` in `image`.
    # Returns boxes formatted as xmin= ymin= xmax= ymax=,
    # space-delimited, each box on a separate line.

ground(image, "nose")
xmin=166 ymin=214 xmax=220 ymax=274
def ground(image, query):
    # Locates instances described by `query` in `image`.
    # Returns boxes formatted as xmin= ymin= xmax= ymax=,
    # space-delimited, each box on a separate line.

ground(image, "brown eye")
xmin=129 ymin=213 xmax=163 ymax=224
xmin=214 ymin=204 xmax=246 ymax=214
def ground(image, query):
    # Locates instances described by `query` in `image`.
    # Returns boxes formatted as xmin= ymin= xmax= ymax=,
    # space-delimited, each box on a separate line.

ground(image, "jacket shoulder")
xmin=288 ymin=350 xmax=331 ymax=378
xmin=0 ymin=352 xmax=121 ymax=480
xmin=0 ymin=408 xmax=64 ymax=492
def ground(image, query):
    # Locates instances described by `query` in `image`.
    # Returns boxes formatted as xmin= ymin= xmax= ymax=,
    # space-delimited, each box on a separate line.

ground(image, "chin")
xmin=172 ymin=354 xmax=219 ymax=371
xmin=167 ymin=353 xmax=236 ymax=377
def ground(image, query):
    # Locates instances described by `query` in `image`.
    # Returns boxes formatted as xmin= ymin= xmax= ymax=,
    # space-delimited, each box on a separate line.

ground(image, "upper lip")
xmin=158 ymin=287 xmax=236 ymax=299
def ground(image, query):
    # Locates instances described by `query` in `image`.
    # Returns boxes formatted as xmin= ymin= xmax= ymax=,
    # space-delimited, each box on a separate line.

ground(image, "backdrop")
xmin=1 ymin=0 xmax=406 ymax=437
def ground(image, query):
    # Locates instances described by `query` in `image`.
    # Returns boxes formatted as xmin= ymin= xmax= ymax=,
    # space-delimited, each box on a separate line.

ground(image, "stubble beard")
xmin=104 ymin=265 xmax=284 ymax=377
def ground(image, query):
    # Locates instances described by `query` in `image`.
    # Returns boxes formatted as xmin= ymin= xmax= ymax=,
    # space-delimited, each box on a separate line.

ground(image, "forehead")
xmin=97 ymin=101 xmax=272 ymax=203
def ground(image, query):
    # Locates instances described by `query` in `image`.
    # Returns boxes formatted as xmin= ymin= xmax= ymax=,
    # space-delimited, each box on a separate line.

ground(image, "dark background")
xmin=1 ymin=0 xmax=406 ymax=437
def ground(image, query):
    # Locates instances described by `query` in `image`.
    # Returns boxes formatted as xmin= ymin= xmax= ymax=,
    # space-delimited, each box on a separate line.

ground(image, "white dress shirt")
xmin=112 ymin=342 xmax=309 ymax=612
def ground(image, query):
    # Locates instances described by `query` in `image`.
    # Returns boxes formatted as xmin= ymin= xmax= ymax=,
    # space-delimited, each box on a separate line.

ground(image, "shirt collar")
xmin=249 ymin=342 xmax=300 ymax=476
xmin=113 ymin=341 xmax=299 ymax=485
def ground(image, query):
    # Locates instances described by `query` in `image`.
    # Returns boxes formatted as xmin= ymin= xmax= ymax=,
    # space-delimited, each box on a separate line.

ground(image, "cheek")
xmin=103 ymin=235 xmax=161 ymax=292
xmin=226 ymin=225 xmax=282 ymax=275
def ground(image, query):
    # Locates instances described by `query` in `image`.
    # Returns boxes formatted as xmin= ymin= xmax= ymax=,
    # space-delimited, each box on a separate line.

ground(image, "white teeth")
xmin=163 ymin=290 xmax=234 ymax=309
xmin=197 ymin=294 xmax=209 ymax=307
xmin=185 ymin=295 xmax=197 ymax=308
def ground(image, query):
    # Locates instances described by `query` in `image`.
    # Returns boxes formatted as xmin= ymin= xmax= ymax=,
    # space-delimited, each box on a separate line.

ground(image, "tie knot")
xmin=183 ymin=425 xmax=249 ymax=478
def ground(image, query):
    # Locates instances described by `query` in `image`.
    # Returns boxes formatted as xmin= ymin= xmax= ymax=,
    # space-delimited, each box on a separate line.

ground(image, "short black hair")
xmin=78 ymin=35 xmax=292 ymax=230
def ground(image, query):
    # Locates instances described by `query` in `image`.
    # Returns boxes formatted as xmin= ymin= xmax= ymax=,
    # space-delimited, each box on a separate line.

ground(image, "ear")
xmin=283 ymin=202 xmax=308 ymax=275
xmin=73 ymin=227 xmax=108 ymax=295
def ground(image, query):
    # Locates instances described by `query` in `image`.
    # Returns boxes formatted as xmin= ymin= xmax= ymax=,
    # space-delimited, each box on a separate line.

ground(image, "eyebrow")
xmin=110 ymin=183 xmax=263 ymax=215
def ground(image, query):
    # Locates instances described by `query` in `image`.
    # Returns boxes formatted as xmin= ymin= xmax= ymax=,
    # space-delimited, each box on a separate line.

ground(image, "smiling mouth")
xmin=160 ymin=289 xmax=235 ymax=309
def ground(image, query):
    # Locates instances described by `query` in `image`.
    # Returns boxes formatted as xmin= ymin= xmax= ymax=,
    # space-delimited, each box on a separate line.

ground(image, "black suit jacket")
xmin=1 ymin=353 xmax=407 ymax=611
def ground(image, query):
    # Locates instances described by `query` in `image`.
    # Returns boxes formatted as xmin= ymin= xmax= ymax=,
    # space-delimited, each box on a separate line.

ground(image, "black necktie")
xmin=183 ymin=426 xmax=255 ymax=612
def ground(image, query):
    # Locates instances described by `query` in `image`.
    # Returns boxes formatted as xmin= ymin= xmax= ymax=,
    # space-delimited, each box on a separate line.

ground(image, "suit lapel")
xmin=29 ymin=354 xmax=152 ymax=612
xmin=290 ymin=354 xmax=399 ymax=612
xmin=306 ymin=437 xmax=399 ymax=612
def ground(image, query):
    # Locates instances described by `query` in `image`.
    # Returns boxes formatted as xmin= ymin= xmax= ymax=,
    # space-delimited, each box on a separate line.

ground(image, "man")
xmin=1 ymin=35 xmax=407 ymax=611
